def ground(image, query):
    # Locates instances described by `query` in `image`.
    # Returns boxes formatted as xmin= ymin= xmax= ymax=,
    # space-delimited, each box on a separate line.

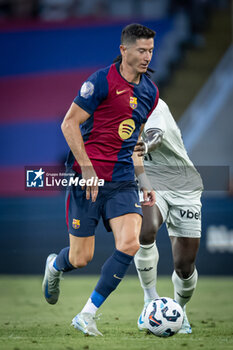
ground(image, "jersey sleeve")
xmin=144 ymin=98 xmax=167 ymax=134
xmin=74 ymin=69 xmax=109 ymax=115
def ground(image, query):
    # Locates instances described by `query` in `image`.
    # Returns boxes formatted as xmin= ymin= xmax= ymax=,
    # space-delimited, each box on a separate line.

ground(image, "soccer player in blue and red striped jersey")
xmin=42 ymin=23 xmax=159 ymax=336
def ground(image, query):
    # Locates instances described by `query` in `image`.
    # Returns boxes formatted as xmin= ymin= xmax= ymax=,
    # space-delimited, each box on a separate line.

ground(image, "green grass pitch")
xmin=0 ymin=275 xmax=233 ymax=350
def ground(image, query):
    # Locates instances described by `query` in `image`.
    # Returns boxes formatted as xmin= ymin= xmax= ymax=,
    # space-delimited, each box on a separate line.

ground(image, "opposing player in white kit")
xmin=134 ymin=98 xmax=203 ymax=334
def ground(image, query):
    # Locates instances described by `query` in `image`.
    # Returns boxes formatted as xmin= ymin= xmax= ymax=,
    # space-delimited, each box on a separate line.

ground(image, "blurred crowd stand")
xmin=1 ymin=0 xmax=228 ymax=22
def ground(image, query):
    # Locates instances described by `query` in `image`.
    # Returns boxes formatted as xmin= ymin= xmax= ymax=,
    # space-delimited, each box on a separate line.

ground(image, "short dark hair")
xmin=121 ymin=23 xmax=155 ymax=46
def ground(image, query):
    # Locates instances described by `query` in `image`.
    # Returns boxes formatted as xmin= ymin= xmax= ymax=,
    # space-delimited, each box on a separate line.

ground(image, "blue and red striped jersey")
xmin=66 ymin=62 xmax=159 ymax=181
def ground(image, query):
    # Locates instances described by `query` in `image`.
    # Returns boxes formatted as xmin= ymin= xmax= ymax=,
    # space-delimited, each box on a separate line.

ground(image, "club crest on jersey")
xmin=118 ymin=119 xmax=135 ymax=140
xmin=72 ymin=219 xmax=80 ymax=229
xmin=130 ymin=96 xmax=137 ymax=109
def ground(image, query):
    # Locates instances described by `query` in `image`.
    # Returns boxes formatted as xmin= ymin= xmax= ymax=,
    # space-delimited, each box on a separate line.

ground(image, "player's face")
xmin=121 ymin=38 xmax=154 ymax=74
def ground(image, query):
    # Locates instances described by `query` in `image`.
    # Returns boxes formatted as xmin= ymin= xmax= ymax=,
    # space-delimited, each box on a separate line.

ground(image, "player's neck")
xmin=119 ymin=62 xmax=141 ymax=85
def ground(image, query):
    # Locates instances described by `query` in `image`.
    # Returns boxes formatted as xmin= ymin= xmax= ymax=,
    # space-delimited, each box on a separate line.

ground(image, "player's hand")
xmin=141 ymin=189 xmax=156 ymax=207
xmin=134 ymin=140 xmax=146 ymax=157
xmin=81 ymin=166 xmax=99 ymax=202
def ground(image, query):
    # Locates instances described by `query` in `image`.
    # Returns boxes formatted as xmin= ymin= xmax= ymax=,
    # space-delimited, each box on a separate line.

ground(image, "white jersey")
xmin=143 ymin=98 xmax=203 ymax=195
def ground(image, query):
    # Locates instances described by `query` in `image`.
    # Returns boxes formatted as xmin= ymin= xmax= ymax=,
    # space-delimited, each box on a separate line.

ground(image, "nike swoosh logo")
xmin=116 ymin=89 xmax=126 ymax=95
xmin=149 ymin=315 xmax=161 ymax=325
xmin=135 ymin=203 xmax=141 ymax=208
xmin=138 ymin=315 xmax=144 ymax=325
xmin=113 ymin=274 xmax=122 ymax=280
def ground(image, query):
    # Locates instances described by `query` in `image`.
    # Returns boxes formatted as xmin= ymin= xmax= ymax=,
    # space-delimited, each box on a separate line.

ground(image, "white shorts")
xmin=155 ymin=190 xmax=202 ymax=238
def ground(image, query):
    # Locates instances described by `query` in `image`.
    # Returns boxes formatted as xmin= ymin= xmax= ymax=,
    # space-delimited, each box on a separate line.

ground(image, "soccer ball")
xmin=144 ymin=297 xmax=184 ymax=337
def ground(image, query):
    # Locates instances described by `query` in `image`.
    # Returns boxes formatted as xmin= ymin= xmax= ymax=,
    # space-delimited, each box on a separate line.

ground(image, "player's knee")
xmin=174 ymin=259 xmax=195 ymax=279
xmin=69 ymin=252 xmax=93 ymax=269
xmin=70 ymin=258 xmax=89 ymax=269
xmin=140 ymin=221 xmax=158 ymax=245
xmin=139 ymin=230 xmax=155 ymax=245
xmin=118 ymin=240 xmax=140 ymax=256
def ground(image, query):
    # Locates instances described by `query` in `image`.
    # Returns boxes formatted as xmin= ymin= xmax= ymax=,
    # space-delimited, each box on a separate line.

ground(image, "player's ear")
xmin=120 ymin=44 xmax=127 ymax=57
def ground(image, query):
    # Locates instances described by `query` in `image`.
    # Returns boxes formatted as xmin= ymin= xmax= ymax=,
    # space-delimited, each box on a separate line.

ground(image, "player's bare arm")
xmin=134 ymin=128 xmax=163 ymax=156
xmin=61 ymin=102 xmax=98 ymax=202
xmin=132 ymin=126 xmax=156 ymax=207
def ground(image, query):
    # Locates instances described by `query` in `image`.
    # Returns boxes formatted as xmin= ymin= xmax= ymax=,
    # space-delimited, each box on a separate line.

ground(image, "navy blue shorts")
xmin=65 ymin=180 xmax=142 ymax=237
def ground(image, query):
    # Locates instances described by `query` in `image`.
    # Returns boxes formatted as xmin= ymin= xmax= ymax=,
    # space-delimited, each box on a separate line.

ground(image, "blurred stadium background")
xmin=0 ymin=0 xmax=232 ymax=276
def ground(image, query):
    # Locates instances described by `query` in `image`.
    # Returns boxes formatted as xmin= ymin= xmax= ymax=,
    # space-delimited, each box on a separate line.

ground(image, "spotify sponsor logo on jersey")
xmin=118 ymin=119 xmax=135 ymax=140
xmin=180 ymin=209 xmax=201 ymax=220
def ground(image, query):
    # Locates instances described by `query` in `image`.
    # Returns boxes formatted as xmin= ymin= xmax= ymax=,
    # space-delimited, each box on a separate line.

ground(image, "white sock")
xmin=172 ymin=268 xmax=198 ymax=309
xmin=134 ymin=242 xmax=159 ymax=303
xmin=144 ymin=286 xmax=159 ymax=302
xmin=81 ymin=298 xmax=98 ymax=315
xmin=48 ymin=257 xmax=60 ymax=275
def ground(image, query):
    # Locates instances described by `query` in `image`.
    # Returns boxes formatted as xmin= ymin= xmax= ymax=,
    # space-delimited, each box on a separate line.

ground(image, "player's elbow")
xmin=61 ymin=118 xmax=69 ymax=136
xmin=61 ymin=118 xmax=75 ymax=141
